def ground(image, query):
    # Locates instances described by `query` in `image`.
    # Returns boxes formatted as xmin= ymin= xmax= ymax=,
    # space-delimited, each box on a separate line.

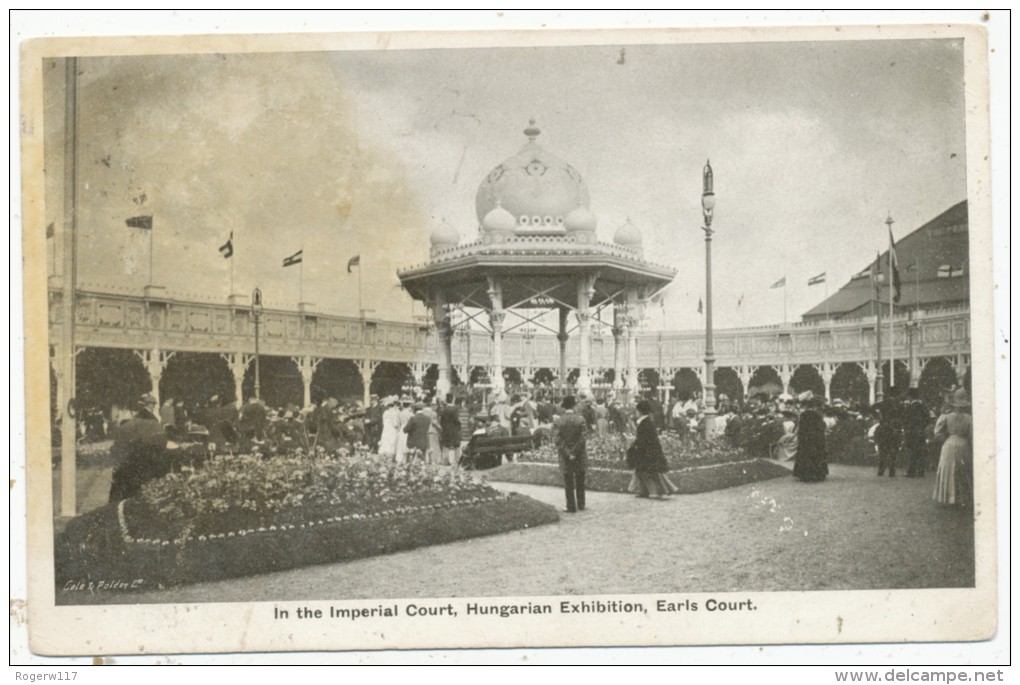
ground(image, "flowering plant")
xmin=524 ymin=432 xmax=747 ymax=470
xmin=138 ymin=450 xmax=497 ymax=538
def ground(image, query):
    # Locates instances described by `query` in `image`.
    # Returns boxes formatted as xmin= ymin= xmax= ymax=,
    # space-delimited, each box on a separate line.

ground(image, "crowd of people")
xmin=92 ymin=378 xmax=973 ymax=512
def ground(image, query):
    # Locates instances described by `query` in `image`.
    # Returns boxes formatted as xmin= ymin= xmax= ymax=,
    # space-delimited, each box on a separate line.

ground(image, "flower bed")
xmin=488 ymin=434 xmax=790 ymax=494
xmin=526 ymin=432 xmax=751 ymax=471
xmin=54 ymin=450 xmax=558 ymax=592
xmin=487 ymin=458 xmax=791 ymax=494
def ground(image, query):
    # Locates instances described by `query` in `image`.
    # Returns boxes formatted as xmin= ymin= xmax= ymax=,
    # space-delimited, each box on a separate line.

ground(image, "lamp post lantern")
xmin=700 ymin=160 xmax=718 ymax=435
xmin=251 ymin=286 xmax=263 ymax=400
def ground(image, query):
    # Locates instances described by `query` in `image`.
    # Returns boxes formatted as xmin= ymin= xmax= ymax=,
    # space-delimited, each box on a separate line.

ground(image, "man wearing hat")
xmin=108 ymin=393 xmax=168 ymax=502
xmin=403 ymin=402 xmax=432 ymax=460
xmin=554 ymin=395 xmax=588 ymax=513
xmin=902 ymin=388 xmax=931 ymax=478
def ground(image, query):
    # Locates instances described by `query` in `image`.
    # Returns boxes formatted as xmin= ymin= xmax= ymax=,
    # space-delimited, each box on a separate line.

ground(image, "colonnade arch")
xmin=747 ymin=366 xmax=782 ymax=398
xmin=159 ymin=352 xmax=235 ymax=407
xmin=75 ymin=347 xmax=151 ymax=412
xmin=242 ymin=356 xmax=302 ymax=409
xmin=671 ymin=368 xmax=702 ymax=401
xmin=371 ymin=362 xmax=411 ymax=399
xmin=310 ymin=359 xmax=363 ymax=405
xmin=831 ymin=363 xmax=869 ymax=406
xmin=789 ymin=365 xmax=825 ymax=398
xmin=918 ymin=357 xmax=958 ymax=409
xmin=713 ymin=368 xmax=744 ymax=403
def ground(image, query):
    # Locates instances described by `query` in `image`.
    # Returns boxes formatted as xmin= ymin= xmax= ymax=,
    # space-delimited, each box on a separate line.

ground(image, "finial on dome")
xmin=524 ymin=118 xmax=541 ymax=141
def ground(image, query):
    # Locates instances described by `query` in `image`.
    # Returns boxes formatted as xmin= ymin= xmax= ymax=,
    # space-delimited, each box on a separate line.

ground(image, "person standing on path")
xmin=902 ymin=388 xmax=930 ymax=478
xmin=554 ymin=395 xmax=588 ymax=513
xmin=438 ymin=394 xmax=463 ymax=467
xmin=933 ymin=389 xmax=972 ymax=508
xmin=627 ymin=400 xmax=679 ymax=499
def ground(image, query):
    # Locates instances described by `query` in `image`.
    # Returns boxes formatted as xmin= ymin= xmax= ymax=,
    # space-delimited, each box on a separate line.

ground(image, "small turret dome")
xmin=481 ymin=202 xmax=517 ymax=234
xmin=614 ymin=217 xmax=642 ymax=247
xmin=429 ymin=219 xmax=460 ymax=249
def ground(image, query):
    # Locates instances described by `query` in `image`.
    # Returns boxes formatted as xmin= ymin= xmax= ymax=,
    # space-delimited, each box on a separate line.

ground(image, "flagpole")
xmin=149 ymin=218 xmax=154 ymax=287
xmin=887 ymin=216 xmax=895 ymax=390
xmin=299 ymin=249 xmax=304 ymax=304
xmin=914 ymin=261 xmax=920 ymax=315
xmin=824 ymin=278 xmax=829 ymax=321
xmin=229 ymin=236 xmax=235 ymax=295
xmin=783 ymin=279 xmax=788 ymax=324
xmin=358 ymin=262 xmax=363 ymax=317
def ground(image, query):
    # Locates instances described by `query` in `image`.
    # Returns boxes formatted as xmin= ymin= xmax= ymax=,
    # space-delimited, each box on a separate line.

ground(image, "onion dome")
xmin=481 ymin=202 xmax=517 ymax=233
xmin=475 ymin=120 xmax=590 ymax=235
xmin=613 ymin=217 xmax=643 ymax=247
xmin=429 ymin=218 xmax=460 ymax=253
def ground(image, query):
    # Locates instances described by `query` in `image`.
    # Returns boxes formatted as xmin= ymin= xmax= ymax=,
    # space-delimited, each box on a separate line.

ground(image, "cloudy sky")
xmin=45 ymin=33 xmax=968 ymax=329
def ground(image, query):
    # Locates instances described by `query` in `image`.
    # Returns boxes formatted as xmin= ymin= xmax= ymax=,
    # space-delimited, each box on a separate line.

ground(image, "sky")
xmin=41 ymin=28 xmax=969 ymax=331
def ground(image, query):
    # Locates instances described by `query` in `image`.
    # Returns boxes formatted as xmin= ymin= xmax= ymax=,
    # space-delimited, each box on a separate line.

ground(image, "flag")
xmin=283 ymin=249 xmax=303 ymax=267
xmin=46 ymin=222 xmax=55 ymax=239
xmin=347 ymin=254 xmax=361 ymax=273
xmin=737 ymin=293 xmax=744 ymax=307
xmin=808 ymin=272 xmax=826 ymax=286
xmin=888 ymin=226 xmax=901 ymax=303
xmin=697 ymin=298 xmax=703 ymax=314
xmin=770 ymin=276 xmax=786 ymax=289
xmin=851 ymin=266 xmax=872 ymax=280
xmin=126 ymin=215 xmax=153 ymax=230
xmin=219 ymin=232 xmax=233 ymax=259
xmin=938 ymin=264 xmax=965 ymax=278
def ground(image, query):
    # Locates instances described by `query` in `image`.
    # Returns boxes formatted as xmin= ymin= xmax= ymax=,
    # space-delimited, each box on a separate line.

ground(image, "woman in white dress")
xmin=394 ymin=398 xmax=414 ymax=464
xmin=377 ymin=397 xmax=400 ymax=458
xmin=933 ymin=389 xmax=972 ymax=508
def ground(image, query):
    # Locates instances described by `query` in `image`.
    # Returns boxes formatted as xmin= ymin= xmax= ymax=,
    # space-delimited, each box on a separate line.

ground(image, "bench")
xmin=462 ymin=434 xmax=534 ymax=470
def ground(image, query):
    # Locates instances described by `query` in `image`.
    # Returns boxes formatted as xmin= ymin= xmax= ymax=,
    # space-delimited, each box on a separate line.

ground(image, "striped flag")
xmin=126 ymin=215 xmax=153 ymax=230
xmin=282 ymin=249 xmax=303 ymax=267
xmin=807 ymin=272 xmax=826 ymax=286
xmin=697 ymin=298 xmax=703 ymax=314
xmin=770 ymin=276 xmax=786 ymax=289
xmin=219 ymin=232 xmax=233 ymax=259
xmin=347 ymin=254 xmax=361 ymax=273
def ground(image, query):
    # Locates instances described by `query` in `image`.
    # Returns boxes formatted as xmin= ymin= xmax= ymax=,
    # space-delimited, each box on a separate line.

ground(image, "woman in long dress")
xmin=933 ymin=389 xmax=972 ymax=508
xmin=627 ymin=400 xmax=679 ymax=499
xmin=377 ymin=397 xmax=400 ymax=458
xmin=793 ymin=404 xmax=828 ymax=482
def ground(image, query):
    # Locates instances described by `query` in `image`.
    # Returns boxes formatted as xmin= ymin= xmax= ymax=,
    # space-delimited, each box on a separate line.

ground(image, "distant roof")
xmin=802 ymin=201 xmax=969 ymax=319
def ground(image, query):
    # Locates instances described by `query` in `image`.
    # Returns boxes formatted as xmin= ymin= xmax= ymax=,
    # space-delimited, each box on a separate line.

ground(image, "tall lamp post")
xmin=251 ymin=287 xmax=263 ymax=400
xmin=873 ymin=269 xmax=885 ymax=404
xmin=700 ymin=160 xmax=718 ymax=435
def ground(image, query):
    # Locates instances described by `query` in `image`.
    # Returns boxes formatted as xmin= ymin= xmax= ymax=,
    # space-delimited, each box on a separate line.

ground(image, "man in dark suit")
xmin=554 ymin=395 xmax=588 ymax=513
xmin=902 ymin=388 xmax=930 ymax=477
xmin=403 ymin=403 xmax=432 ymax=461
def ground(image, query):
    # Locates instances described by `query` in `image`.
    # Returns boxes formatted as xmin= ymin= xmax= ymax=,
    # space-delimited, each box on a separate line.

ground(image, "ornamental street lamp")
xmin=251 ymin=286 xmax=264 ymax=400
xmin=700 ymin=160 xmax=718 ymax=435
xmin=873 ymin=269 xmax=886 ymax=404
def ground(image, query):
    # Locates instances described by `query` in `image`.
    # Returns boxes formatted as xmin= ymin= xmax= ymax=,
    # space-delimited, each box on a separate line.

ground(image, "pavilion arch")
xmin=747 ymin=366 xmax=782 ymax=399
xmin=532 ymin=368 xmax=556 ymax=387
xmin=75 ymin=347 xmax=151 ymax=413
xmin=639 ymin=368 xmax=661 ymax=393
xmin=713 ymin=367 xmax=744 ymax=404
xmin=671 ymin=368 xmax=702 ymax=401
xmin=881 ymin=360 xmax=911 ymax=399
xmin=159 ymin=352 xmax=235 ymax=408
xmin=470 ymin=366 xmax=492 ymax=385
xmin=371 ymin=362 xmax=411 ymax=399
xmin=831 ymin=363 xmax=869 ymax=407
xmin=243 ymin=356 xmax=302 ymax=409
xmin=918 ymin=357 xmax=958 ymax=409
xmin=789 ymin=365 xmax=825 ymax=398
xmin=310 ymin=359 xmax=363 ymax=405
xmin=503 ymin=367 xmax=523 ymax=387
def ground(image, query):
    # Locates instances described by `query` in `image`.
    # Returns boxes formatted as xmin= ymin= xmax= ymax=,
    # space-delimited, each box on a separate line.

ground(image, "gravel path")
xmin=69 ymin=463 xmax=975 ymax=605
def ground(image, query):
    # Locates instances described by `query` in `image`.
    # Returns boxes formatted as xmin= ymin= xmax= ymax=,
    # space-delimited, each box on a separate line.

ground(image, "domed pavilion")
xmin=397 ymin=122 xmax=676 ymax=397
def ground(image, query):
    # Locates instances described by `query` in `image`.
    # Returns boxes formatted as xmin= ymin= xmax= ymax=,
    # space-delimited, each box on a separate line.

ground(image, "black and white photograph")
xmin=13 ymin=12 xmax=1006 ymax=664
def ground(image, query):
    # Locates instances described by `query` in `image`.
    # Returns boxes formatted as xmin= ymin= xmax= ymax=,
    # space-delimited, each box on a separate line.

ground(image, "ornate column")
xmin=409 ymin=362 xmax=428 ymax=390
xmin=625 ymin=289 xmax=640 ymax=397
xmin=779 ymin=363 xmax=793 ymax=396
xmin=612 ymin=306 xmax=624 ymax=391
xmin=575 ymin=275 xmax=594 ymax=393
xmin=432 ymin=291 xmax=453 ymax=398
xmin=557 ymin=307 xmax=569 ymax=390
xmin=865 ymin=360 xmax=877 ymax=405
xmin=221 ymin=352 xmax=252 ymax=405
xmin=355 ymin=359 xmax=379 ymax=407
xmin=487 ymin=276 xmax=505 ymax=395
xmin=293 ymin=356 xmax=322 ymax=408
xmin=739 ymin=365 xmax=754 ymax=401
xmin=134 ymin=348 xmax=175 ymax=406
xmin=817 ymin=361 xmax=834 ymax=402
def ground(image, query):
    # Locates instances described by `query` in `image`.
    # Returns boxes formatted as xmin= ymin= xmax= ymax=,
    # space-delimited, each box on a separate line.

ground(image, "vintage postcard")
xmin=18 ymin=20 xmax=1000 ymax=657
